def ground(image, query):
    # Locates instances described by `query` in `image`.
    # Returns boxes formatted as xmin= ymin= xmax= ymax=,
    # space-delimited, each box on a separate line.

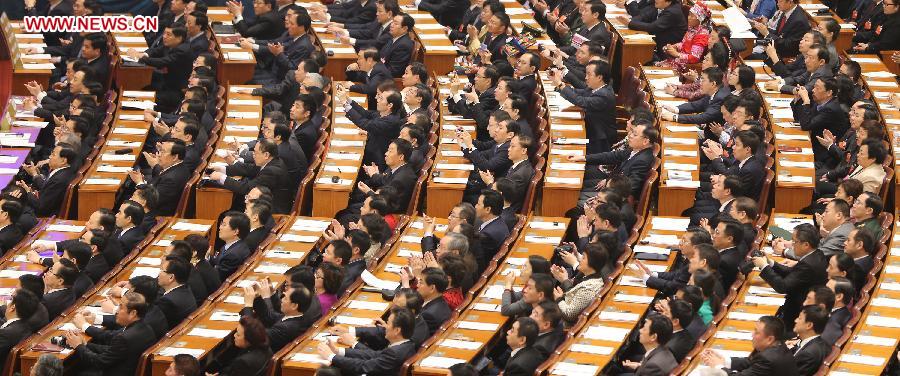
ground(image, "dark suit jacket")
xmin=224 ymin=158 xmax=292 ymax=209
xmin=561 ymin=22 xmax=611 ymax=55
xmin=339 ymin=258 xmax=367 ymax=296
xmin=196 ymin=259 xmax=223 ymax=297
xmin=794 ymin=336 xmax=830 ymax=376
xmin=253 ymin=70 xmax=302 ymax=114
xmin=117 ymin=226 xmax=145 ymax=255
xmin=365 ymin=163 xmax=417 ymax=210
xmin=504 ymin=347 xmax=546 ymax=376
xmin=478 ymin=217 xmax=511 ymax=268
xmin=211 ymin=240 xmax=252 ymax=280
xmin=77 ymin=320 xmax=157 ymax=376
xmin=139 ymin=41 xmax=193 ymax=92
xmin=708 ymin=155 xmax=766 ymax=201
xmin=0 ymin=319 xmax=33 ymax=365
xmin=421 ymin=297 xmax=452 ymax=336
xmin=143 ymin=162 xmax=191 ymax=216
xmin=646 ymin=259 xmax=690 ymax=297
xmin=216 ymin=346 xmax=273 ymax=376
xmin=718 ymin=246 xmax=744 ymax=290
xmin=380 ymin=34 xmax=414 ymax=78
xmin=448 ymin=86 xmax=499 ymax=133
xmin=188 ymin=32 xmax=210 ymax=58
xmin=72 ymin=272 xmax=94 ymax=297
xmin=865 ymin=12 xmax=900 ymax=52
xmin=346 ymin=102 xmax=404 ymax=167
xmin=769 ymin=6 xmax=812 ymax=57
xmin=235 ymin=10 xmax=284 ymax=40
xmin=30 ymin=166 xmax=75 ymax=217
xmin=85 ymin=54 xmax=111 ymax=89
xmin=534 ymin=327 xmax=565 ymax=358
xmin=156 ymin=285 xmax=198 ymax=328
xmin=332 ymin=340 xmax=416 ymax=376
xmin=821 ymin=306 xmax=851 ymax=345
xmin=348 ymin=63 xmax=393 ymax=111
xmin=759 ymin=249 xmax=828 ymax=332
xmin=42 ymin=288 xmax=74 ymax=318
xmin=559 ymin=85 xmax=616 ymax=153
xmin=586 ymin=147 xmax=655 ymax=198
xmin=293 ymin=119 xmax=320 ymax=161
xmin=504 ymin=159 xmax=534 ymax=210
xmin=464 ymin=140 xmax=512 ymax=177
xmin=628 ymin=2 xmax=687 ymax=54
xmin=418 ymin=0 xmax=469 ymax=28
xmin=728 ymin=343 xmax=798 ymax=375
xmin=351 ymin=21 xmax=393 ymax=50
xmin=666 ymin=329 xmax=697 ymax=363
xmin=793 ymin=98 xmax=849 ymax=163
xmin=0 ymin=224 xmax=23 ymax=254
xmin=331 ymin=0 xmax=377 ymax=24
xmin=26 ymin=0 xmax=73 ymax=46
xmin=676 ymin=86 xmax=730 ymax=125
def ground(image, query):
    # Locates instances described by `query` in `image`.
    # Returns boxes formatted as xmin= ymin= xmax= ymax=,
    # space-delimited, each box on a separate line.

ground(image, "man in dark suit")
xmin=494 ymin=135 xmax=534 ymax=212
xmin=779 ymin=45 xmax=833 ymax=94
xmin=623 ymin=314 xmax=678 ymax=375
xmin=571 ymin=122 xmax=657 ymax=201
xmin=792 ymin=76 xmax=849 ymax=164
xmin=242 ymin=284 xmax=313 ymax=352
xmin=20 ymin=145 xmax=77 ymax=217
xmin=323 ymin=0 xmax=377 ymax=25
xmin=616 ymin=0 xmax=686 ymax=58
xmin=209 ymin=139 xmax=293 ymax=211
xmin=24 ymin=0 xmax=74 ymax=46
xmin=379 ymin=14 xmax=415 ymax=78
xmin=80 ymin=33 xmax=111 ymax=88
xmin=686 ymin=175 xmax=740 ymax=228
xmin=513 ymin=53 xmax=540 ymax=110
xmin=561 ymin=2 xmax=611 ymax=55
xmin=748 ymin=0 xmax=811 ymax=58
xmin=714 ymin=219 xmax=747 ymax=289
xmin=156 ymin=257 xmax=198 ymax=329
xmin=356 ymin=139 xmax=418 ymax=211
xmin=417 ymin=268 xmax=452 ymax=335
xmin=821 ymin=277 xmax=853 ymax=345
xmin=319 ymin=306 xmax=418 ymax=375
xmin=0 ymin=201 xmax=24 ymax=254
xmin=248 ymin=12 xmax=315 ymax=84
xmin=346 ymin=48 xmax=394 ymax=111
xmin=792 ymin=305 xmax=831 ymax=376
xmin=447 ymin=65 xmax=500 ymax=134
xmin=0 ymin=289 xmax=39 ymax=365
xmin=417 ymin=0 xmax=468 ymax=29
xmin=185 ymin=11 xmax=211 ymax=59
xmin=665 ymin=299 xmax=698 ymax=363
xmin=130 ymin=140 xmax=191 ymax=216
xmin=114 ymin=200 xmax=147 ymax=255
xmin=700 ymin=316 xmax=798 ymax=375
xmin=129 ymin=26 xmax=193 ymax=111
xmin=41 ymin=260 xmax=78 ymax=318
xmin=244 ymin=200 xmax=273 ymax=251
xmin=290 ymin=94 xmax=321 ymax=161
xmin=753 ymin=223 xmax=828 ymax=332
xmin=478 ymin=12 xmax=510 ymax=65
xmin=65 ymin=292 xmax=158 ymax=376
xmin=550 ymin=60 xmax=616 ymax=154
xmin=702 ymin=130 xmax=766 ymax=201
xmin=474 ymin=189 xmax=511 ymax=269
xmin=339 ymin=0 xmax=398 ymax=50
xmin=853 ymin=1 xmax=900 ymax=53
xmin=636 ymin=229 xmax=712 ymax=297
xmin=503 ymin=317 xmax=548 ymax=376
xmin=229 ymin=0 xmax=285 ymax=40
xmin=210 ymin=212 xmax=252 ymax=280
xmin=458 ymin=116 xmax=515 ymax=199
xmin=662 ymin=67 xmax=730 ymax=125
xmin=529 ymin=301 xmax=565 ymax=358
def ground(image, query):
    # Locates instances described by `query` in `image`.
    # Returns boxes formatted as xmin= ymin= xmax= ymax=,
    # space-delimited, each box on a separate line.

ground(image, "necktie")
xmin=777 ymin=13 xmax=787 ymax=33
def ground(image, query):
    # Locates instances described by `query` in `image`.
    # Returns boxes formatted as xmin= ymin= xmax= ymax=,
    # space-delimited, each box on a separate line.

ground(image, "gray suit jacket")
xmin=786 ymin=221 xmax=853 ymax=260
xmin=636 ymin=346 xmax=678 ymax=375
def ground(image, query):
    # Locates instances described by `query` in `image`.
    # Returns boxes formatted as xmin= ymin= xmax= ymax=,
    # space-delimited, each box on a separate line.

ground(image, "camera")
xmin=554 ymin=244 xmax=574 ymax=254
xmin=50 ymin=335 xmax=69 ymax=348
xmin=754 ymin=37 xmax=773 ymax=46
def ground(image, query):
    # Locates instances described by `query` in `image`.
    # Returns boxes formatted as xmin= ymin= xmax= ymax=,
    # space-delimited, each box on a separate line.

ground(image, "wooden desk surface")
xmin=427 ymin=76 xmax=476 ymax=217
xmin=538 ymin=71 xmax=587 ymax=217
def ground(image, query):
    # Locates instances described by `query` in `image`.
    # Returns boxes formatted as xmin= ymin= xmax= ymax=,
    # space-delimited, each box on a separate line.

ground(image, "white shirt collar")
xmin=511 ymin=158 xmax=527 ymax=170
xmin=281 ymin=314 xmax=302 ymax=321
xmin=164 ymin=284 xmax=183 ymax=295
xmin=479 ymin=216 xmax=499 ymax=231
xmin=1 ymin=318 xmax=20 ymax=329
xmin=388 ymin=339 xmax=410 ymax=347
xmin=798 ymin=335 xmax=819 ymax=350
xmin=719 ymin=198 xmax=735 ymax=213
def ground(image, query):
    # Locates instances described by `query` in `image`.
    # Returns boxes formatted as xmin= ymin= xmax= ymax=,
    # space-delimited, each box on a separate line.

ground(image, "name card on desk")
xmin=333 ymin=127 xmax=359 ymax=135
xmin=613 ymin=293 xmax=653 ymax=304
xmin=457 ymin=321 xmax=499 ymax=331
xmin=420 ymin=356 xmax=467 ymax=369
xmin=280 ymin=234 xmax=319 ymax=243
xmin=854 ymin=335 xmax=897 ymax=346
xmin=550 ymin=149 xmax=584 ymax=156
xmin=433 ymin=177 xmax=469 ymax=184
xmin=530 ymin=221 xmax=566 ymax=230
xmin=436 ymin=163 xmax=474 ymax=170
xmin=867 ymin=80 xmax=898 ymax=88
xmin=438 ymin=149 xmax=462 ymax=157
xmin=633 ymin=245 xmax=670 ymax=255
xmin=254 ymin=264 xmax=291 ymax=274
xmin=266 ymin=250 xmax=305 ymax=259
xmin=867 ymin=315 xmax=900 ymax=328
xmin=130 ymin=266 xmax=161 ymax=278
xmin=171 ymin=221 xmax=211 ymax=232
xmin=666 ymin=179 xmax=700 ymax=188
xmin=570 ymin=344 xmax=613 ymax=355
xmin=715 ymin=330 xmax=753 ymax=340
xmin=663 ymin=162 xmax=697 ymax=171
xmin=291 ymin=353 xmax=330 ymax=364
xmin=101 ymin=153 xmax=136 ymax=161
xmin=47 ymin=224 xmax=84 ymax=232
xmin=642 ymin=234 xmax=679 ymax=245
xmin=727 ymin=311 xmax=765 ymax=322
xmin=84 ymin=178 xmax=122 ymax=185
xmin=871 ymin=297 xmax=900 ymax=308
xmin=440 ymin=339 xmax=483 ymax=350
xmin=347 ymin=300 xmax=390 ymax=311
xmin=226 ymin=111 xmax=259 ymax=119
xmin=840 ymin=354 xmax=885 ymax=367
xmin=550 ymin=162 xmax=585 ymax=171
xmin=524 ymin=235 xmax=562 ymax=244
xmin=188 ymin=328 xmax=233 ymax=338
xmin=778 ymin=175 xmax=813 ymax=183
xmin=12 ymin=120 xmax=48 ymax=128
xmin=326 ymin=47 xmax=357 ymax=54
xmin=545 ymin=176 xmax=581 ymax=185
xmin=138 ymin=257 xmax=161 ymax=266
xmin=743 ymin=295 xmax=786 ymax=306
xmin=330 ymin=140 xmax=364 ymax=147
xmin=583 ymin=325 xmax=631 ymax=341
xmin=22 ymin=63 xmax=56 ymax=70
xmin=552 ymin=362 xmax=600 ymax=376
xmin=779 ymin=160 xmax=814 ymax=168
xmin=121 ymin=100 xmax=156 ymax=110
xmin=663 ymin=137 xmax=696 ymax=145
xmin=157 ymin=347 xmax=204 ymax=357
xmin=599 ymin=311 xmax=640 ymax=322
xmin=334 ymin=315 xmax=374 ymax=326
xmin=210 ymin=311 xmax=242 ymax=321
xmin=113 ymin=127 xmax=146 ymax=135
xmin=224 ymin=51 xmax=252 ymax=60
xmin=326 ymin=152 xmax=361 ymax=160
xmin=472 ymin=303 xmax=501 ymax=312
